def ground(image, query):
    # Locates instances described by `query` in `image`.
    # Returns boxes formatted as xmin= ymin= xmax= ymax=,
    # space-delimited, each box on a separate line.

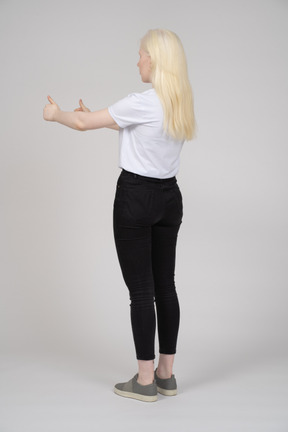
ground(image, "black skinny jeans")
xmin=113 ymin=169 xmax=183 ymax=360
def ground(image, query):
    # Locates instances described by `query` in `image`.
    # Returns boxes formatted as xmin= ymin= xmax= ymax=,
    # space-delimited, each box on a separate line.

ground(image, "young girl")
xmin=43 ymin=28 xmax=196 ymax=402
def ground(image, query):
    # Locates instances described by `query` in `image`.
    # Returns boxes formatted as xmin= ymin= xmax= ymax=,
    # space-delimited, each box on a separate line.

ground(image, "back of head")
xmin=141 ymin=29 xmax=196 ymax=141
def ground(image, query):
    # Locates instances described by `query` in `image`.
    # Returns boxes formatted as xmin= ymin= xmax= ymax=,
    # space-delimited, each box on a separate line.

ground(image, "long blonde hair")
xmin=141 ymin=29 xmax=196 ymax=141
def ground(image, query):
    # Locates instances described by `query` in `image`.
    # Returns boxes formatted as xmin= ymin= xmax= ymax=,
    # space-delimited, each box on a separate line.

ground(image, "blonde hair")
xmin=141 ymin=29 xmax=196 ymax=141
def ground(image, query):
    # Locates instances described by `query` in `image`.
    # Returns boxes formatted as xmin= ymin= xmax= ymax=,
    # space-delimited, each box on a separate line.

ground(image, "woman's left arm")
xmin=43 ymin=96 xmax=119 ymax=131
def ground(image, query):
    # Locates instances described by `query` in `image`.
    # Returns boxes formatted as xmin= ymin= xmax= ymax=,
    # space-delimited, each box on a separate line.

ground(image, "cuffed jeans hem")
xmin=159 ymin=350 xmax=177 ymax=355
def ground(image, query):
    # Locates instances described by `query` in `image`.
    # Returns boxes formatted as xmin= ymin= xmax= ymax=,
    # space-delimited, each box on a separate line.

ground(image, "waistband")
xmin=121 ymin=169 xmax=176 ymax=184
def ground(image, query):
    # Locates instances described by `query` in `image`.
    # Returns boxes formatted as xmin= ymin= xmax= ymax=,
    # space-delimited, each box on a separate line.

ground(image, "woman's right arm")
xmin=74 ymin=99 xmax=119 ymax=130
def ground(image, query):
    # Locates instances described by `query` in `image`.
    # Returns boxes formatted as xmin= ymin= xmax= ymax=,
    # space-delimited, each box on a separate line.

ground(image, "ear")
xmin=149 ymin=57 xmax=153 ymax=71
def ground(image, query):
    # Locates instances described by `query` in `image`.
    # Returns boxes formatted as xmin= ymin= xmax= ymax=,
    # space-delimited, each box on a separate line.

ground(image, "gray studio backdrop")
xmin=1 ymin=0 xmax=287 ymax=370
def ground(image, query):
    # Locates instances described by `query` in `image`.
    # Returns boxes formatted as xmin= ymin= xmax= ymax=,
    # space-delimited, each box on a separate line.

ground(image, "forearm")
xmin=54 ymin=110 xmax=83 ymax=131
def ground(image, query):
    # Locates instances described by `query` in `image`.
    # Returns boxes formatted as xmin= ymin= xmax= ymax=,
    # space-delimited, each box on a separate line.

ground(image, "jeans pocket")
xmin=113 ymin=183 xmax=127 ymax=219
xmin=125 ymin=188 xmax=156 ymax=224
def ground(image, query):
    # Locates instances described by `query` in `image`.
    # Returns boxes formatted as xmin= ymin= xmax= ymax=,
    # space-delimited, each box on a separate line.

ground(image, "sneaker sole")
xmin=157 ymin=386 xmax=177 ymax=396
xmin=114 ymin=387 xmax=158 ymax=402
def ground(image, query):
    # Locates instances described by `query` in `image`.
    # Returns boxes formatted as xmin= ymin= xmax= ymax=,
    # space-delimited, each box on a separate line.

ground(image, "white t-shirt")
xmin=108 ymin=88 xmax=184 ymax=179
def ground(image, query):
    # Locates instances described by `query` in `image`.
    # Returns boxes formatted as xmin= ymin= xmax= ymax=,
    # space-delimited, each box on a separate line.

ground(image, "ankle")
xmin=137 ymin=359 xmax=154 ymax=385
xmin=137 ymin=374 xmax=154 ymax=386
xmin=156 ymin=367 xmax=172 ymax=380
xmin=157 ymin=354 xmax=175 ymax=379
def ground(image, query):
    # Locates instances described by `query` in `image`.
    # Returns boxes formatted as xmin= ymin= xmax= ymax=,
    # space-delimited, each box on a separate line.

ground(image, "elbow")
xmin=74 ymin=113 xmax=88 ymax=131
xmin=75 ymin=119 xmax=86 ymax=131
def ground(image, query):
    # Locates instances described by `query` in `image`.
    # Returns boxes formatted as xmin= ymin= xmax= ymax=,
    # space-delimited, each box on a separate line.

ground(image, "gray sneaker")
xmin=114 ymin=374 xmax=158 ymax=402
xmin=155 ymin=368 xmax=177 ymax=396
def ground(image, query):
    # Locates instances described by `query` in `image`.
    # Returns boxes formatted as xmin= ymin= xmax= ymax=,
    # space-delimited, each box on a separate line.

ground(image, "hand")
xmin=43 ymin=96 xmax=60 ymax=121
xmin=74 ymin=99 xmax=91 ymax=112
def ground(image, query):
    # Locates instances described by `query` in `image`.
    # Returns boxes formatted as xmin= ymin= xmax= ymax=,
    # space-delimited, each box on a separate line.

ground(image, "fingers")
xmin=79 ymin=98 xmax=90 ymax=112
xmin=74 ymin=100 xmax=84 ymax=112
xmin=43 ymin=96 xmax=59 ymax=122
xmin=79 ymin=99 xmax=86 ymax=110
xmin=73 ymin=99 xmax=88 ymax=112
xmin=47 ymin=95 xmax=55 ymax=104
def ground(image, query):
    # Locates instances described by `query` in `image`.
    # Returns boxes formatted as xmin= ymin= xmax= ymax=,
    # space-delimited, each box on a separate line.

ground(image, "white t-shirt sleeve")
xmin=108 ymin=93 xmax=154 ymax=128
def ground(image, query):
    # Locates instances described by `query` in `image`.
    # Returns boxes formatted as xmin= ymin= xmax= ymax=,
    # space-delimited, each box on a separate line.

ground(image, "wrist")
xmin=53 ymin=108 xmax=61 ymax=122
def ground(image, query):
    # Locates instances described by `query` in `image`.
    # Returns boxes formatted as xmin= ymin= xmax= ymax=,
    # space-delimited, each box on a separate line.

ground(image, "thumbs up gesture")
xmin=74 ymin=99 xmax=91 ymax=113
xmin=43 ymin=96 xmax=60 ymax=121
